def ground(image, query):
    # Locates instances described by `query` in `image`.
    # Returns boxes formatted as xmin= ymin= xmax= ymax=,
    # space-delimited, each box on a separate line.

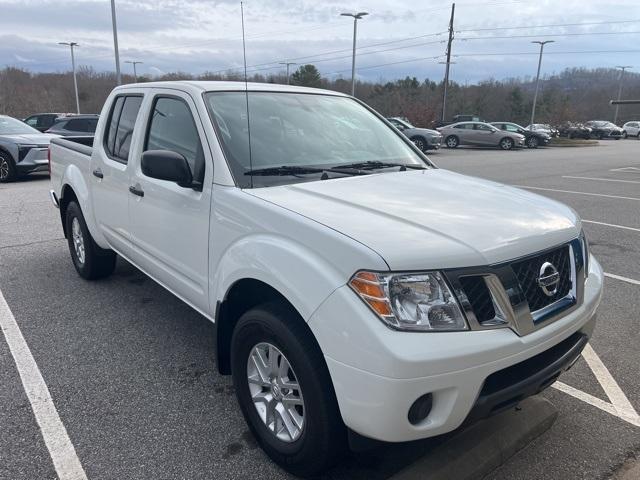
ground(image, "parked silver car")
xmin=437 ymin=121 xmax=525 ymax=150
xmin=386 ymin=117 xmax=442 ymax=151
xmin=0 ymin=115 xmax=57 ymax=182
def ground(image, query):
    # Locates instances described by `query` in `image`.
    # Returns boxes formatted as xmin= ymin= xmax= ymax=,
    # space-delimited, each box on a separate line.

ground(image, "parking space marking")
xmin=604 ymin=273 xmax=640 ymax=286
xmin=0 ymin=289 xmax=88 ymax=480
xmin=513 ymin=185 xmax=640 ymax=201
xmin=562 ymin=175 xmax=640 ymax=185
xmin=553 ymin=344 xmax=640 ymax=428
xmin=610 ymin=167 xmax=640 ymax=172
xmin=583 ymin=220 xmax=640 ymax=233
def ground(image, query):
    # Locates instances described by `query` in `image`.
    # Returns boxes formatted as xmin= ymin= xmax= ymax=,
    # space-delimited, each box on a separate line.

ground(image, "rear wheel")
xmin=445 ymin=135 xmax=459 ymax=148
xmin=65 ymin=201 xmax=117 ymax=280
xmin=499 ymin=137 xmax=514 ymax=150
xmin=231 ymin=301 xmax=347 ymax=477
xmin=526 ymin=136 xmax=539 ymax=148
xmin=0 ymin=152 xmax=16 ymax=183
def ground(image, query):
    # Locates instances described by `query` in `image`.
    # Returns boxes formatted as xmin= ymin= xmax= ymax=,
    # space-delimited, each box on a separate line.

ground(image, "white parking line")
xmin=0 ymin=290 xmax=88 ymax=480
xmin=553 ymin=344 xmax=640 ymax=428
xmin=604 ymin=272 xmax=640 ymax=286
xmin=513 ymin=185 xmax=640 ymax=202
xmin=582 ymin=220 xmax=640 ymax=233
xmin=610 ymin=167 xmax=640 ymax=172
xmin=562 ymin=175 xmax=640 ymax=185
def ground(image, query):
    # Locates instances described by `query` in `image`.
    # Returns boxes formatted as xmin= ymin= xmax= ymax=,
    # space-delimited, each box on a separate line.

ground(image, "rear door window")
xmin=66 ymin=118 xmax=89 ymax=132
xmin=104 ymin=96 xmax=143 ymax=163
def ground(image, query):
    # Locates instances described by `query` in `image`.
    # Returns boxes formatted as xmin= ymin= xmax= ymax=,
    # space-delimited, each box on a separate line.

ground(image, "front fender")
xmin=214 ymin=233 xmax=352 ymax=321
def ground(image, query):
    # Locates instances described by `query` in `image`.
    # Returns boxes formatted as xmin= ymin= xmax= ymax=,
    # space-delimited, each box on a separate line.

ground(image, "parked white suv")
xmin=622 ymin=121 xmax=640 ymax=138
xmin=49 ymin=81 xmax=603 ymax=477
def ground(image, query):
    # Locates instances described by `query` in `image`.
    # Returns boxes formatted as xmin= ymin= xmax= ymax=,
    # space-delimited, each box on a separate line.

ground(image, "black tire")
xmin=499 ymin=137 xmax=514 ymax=150
xmin=526 ymin=136 xmax=539 ymax=148
xmin=410 ymin=136 xmax=427 ymax=152
xmin=445 ymin=135 xmax=459 ymax=148
xmin=65 ymin=201 xmax=117 ymax=280
xmin=623 ymin=131 xmax=628 ymax=139
xmin=0 ymin=152 xmax=17 ymax=183
xmin=231 ymin=301 xmax=347 ymax=477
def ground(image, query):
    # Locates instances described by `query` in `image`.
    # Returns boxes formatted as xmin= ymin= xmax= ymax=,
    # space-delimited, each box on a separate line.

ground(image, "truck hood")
xmin=249 ymin=169 xmax=580 ymax=270
xmin=0 ymin=133 xmax=57 ymax=145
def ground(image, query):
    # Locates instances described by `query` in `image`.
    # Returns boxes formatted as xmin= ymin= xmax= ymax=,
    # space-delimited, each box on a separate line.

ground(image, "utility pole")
xmin=441 ymin=3 xmax=455 ymax=123
xmin=613 ymin=65 xmax=632 ymax=124
xmin=529 ymin=40 xmax=554 ymax=128
xmin=59 ymin=42 xmax=80 ymax=114
xmin=125 ymin=60 xmax=143 ymax=82
xmin=110 ymin=0 xmax=122 ymax=85
xmin=279 ymin=62 xmax=297 ymax=85
xmin=341 ymin=11 xmax=368 ymax=96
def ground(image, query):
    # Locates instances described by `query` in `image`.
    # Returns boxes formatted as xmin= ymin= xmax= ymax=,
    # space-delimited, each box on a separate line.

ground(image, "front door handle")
xmin=129 ymin=185 xmax=144 ymax=197
xmin=92 ymin=168 xmax=104 ymax=179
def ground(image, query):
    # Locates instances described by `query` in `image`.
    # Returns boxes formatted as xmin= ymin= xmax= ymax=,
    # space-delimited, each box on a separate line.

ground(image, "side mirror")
xmin=141 ymin=150 xmax=193 ymax=188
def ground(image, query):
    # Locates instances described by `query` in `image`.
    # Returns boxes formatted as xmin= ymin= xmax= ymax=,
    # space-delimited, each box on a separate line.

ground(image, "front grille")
xmin=459 ymin=276 xmax=495 ymax=323
xmin=511 ymin=245 xmax=572 ymax=313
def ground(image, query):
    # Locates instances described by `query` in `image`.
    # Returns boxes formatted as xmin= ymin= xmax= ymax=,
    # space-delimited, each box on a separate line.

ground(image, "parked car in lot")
xmin=557 ymin=122 xmax=592 ymax=140
xmin=49 ymin=81 xmax=602 ymax=477
xmin=525 ymin=124 xmax=558 ymax=137
xmin=622 ymin=121 xmax=640 ymax=138
xmin=437 ymin=121 xmax=525 ymax=150
xmin=386 ymin=117 xmax=442 ymax=151
xmin=0 ymin=115 xmax=57 ymax=182
xmin=45 ymin=114 xmax=99 ymax=136
xmin=23 ymin=112 xmax=70 ymax=132
xmin=490 ymin=122 xmax=550 ymax=148
xmin=585 ymin=121 xmax=624 ymax=140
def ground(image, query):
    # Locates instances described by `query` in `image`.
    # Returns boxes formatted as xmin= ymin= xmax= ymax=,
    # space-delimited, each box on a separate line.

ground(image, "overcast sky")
xmin=1 ymin=0 xmax=639 ymax=83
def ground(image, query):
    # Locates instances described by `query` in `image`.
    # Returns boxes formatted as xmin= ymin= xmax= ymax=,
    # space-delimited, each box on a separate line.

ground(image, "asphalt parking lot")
xmin=1 ymin=139 xmax=639 ymax=480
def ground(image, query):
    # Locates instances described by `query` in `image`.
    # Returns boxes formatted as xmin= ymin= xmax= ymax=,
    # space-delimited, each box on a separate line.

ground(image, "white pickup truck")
xmin=49 ymin=81 xmax=603 ymax=477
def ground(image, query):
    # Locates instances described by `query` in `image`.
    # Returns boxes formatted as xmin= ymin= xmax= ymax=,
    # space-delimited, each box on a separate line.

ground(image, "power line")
xmin=457 ymin=19 xmax=640 ymax=32
xmin=458 ymin=31 xmax=640 ymax=41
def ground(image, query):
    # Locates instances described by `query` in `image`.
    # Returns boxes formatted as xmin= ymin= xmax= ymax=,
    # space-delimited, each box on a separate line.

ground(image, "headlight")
xmin=17 ymin=144 xmax=38 ymax=161
xmin=349 ymin=271 xmax=468 ymax=331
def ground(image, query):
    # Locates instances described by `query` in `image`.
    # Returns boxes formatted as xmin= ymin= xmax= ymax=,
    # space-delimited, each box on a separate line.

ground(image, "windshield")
xmin=0 ymin=116 xmax=41 ymax=135
xmin=204 ymin=92 xmax=428 ymax=188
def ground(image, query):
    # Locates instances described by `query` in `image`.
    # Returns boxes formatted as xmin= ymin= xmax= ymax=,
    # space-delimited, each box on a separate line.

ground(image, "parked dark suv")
xmin=45 ymin=114 xmax=99 ymax=136
xmin=585 ymin=121 xmax=624 ymax=140
xmin=490 ymin=122 xmax=550 ymax=148
xmin=23 ymin=113 xmax=70 ymax=133
xmin=557 ymin=122 xmax=592 ymax=139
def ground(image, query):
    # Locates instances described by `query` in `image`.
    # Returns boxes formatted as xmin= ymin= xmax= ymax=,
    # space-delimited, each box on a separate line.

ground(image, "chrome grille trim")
xmin=444 ymin=238 xmax=585 ymax=336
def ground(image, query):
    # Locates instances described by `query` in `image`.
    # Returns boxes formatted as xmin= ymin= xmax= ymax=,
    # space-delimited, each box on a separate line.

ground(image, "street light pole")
xmin=279 ymin=62 xmax=297 ymax=85
xmin=125 ymin=61 xmax=143 ymax=82
xmin=340 ymin=11 xmax=368 ymax=96
xmin=59 ymin=42 xmax=80 ymax=114
xmin=613 ymin=65 xmax=632 ymax=124
xmin=110 ymin=0 xmax=122 ymax=85
xmin=529 ymin=40 xmax=554 ymax=128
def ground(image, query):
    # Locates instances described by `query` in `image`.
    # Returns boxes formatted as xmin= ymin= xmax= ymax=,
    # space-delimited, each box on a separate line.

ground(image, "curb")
xmin=389 ymin=396 xmax=558 ymax=480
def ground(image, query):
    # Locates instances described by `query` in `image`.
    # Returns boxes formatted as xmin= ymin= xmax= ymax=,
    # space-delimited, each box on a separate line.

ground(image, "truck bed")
xmin=49 ymin=136 xmax=95 ymax=201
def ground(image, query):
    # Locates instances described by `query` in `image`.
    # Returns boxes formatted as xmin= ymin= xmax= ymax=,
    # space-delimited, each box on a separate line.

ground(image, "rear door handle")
xmin=92 ymin=168 xmax=104 ymax=179
xmin=129 ymin=185 xmax=144 ymax=197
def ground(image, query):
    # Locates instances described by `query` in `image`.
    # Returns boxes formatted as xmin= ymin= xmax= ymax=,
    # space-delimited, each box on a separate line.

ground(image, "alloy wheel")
xmin=71 ymin=217 xmax=86 ymax=265
xmin=247 ymin=342 xmax=305 ymax=443
xmin=412 ymin=138 xmax=425 ymax=151
xmin=0 ymin=158 xmax=9 ymax=180
xmin=500 ymin=138 xmax=513 ymax=150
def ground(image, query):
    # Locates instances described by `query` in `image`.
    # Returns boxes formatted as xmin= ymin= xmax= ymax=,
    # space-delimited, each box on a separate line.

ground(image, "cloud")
xmin=1 ymin=0 xmax=639 ymax=82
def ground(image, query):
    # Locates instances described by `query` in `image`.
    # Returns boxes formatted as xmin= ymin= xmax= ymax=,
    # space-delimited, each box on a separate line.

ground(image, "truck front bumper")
xmin=308 ymin=256 xmax=603 ymax=443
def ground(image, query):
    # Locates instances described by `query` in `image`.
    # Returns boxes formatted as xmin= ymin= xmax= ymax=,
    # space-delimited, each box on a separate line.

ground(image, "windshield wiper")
xmin=333 ymin=160 xmax=427 ymax=171
xmin=244 ymin=165 xmax=369 ymax=177
xmin=245 ymin=165 xmax=324 ymax=176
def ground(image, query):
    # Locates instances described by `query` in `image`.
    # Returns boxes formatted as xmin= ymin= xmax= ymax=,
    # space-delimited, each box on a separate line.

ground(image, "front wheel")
xmin=0 ymin=152 xmax=16 ymax=183
xmin=499 ymin=137 xmax=514 ymax=150
xmin=445 ymin=135 xmax=459 ymax=148
xmin=526 ymin=136 xmax=539 ymax=148
xmin=410 ymin=136 xmax=427 ymax=152
xmin=231 ymin=302 xmax=346 ymax=477
xmin=65 ymin=201 xmax=117 ymax=280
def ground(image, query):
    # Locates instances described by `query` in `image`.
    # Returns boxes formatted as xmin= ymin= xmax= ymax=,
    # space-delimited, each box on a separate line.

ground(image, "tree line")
xmin=1 ymin=64 xmax=639 ymax=127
